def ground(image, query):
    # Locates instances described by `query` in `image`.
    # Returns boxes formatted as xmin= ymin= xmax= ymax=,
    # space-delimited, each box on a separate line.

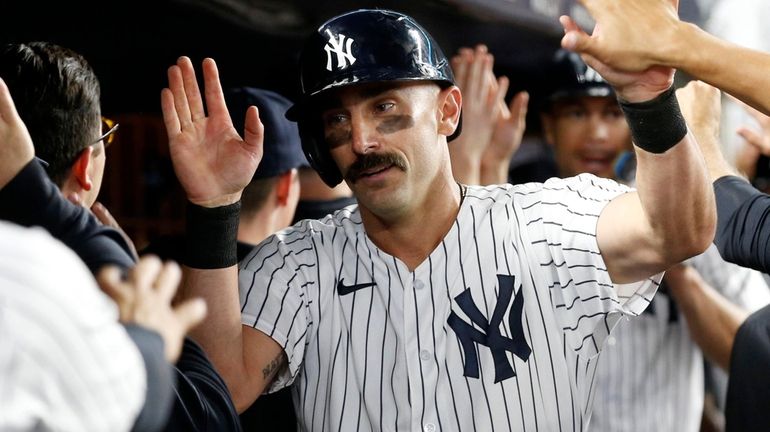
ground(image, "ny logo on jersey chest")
xmin=447 ymin=274 xmax=531 ymax=383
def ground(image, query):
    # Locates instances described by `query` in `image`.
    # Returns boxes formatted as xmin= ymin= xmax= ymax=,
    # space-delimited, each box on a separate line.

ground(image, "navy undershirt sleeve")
xmin=713 ymin=175 xmax=770 ymax=273
xmin=0 ymin=160 xmax=134 ymax=272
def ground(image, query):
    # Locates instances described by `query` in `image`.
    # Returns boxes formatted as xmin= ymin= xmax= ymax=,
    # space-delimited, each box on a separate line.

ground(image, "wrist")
xmin=619 ymin=86 xmax=688 ymax=153
xmin=188 ymin=192 xmax=242 ymax=209
xmin=184 ymin=201 xmax=240 ymax=269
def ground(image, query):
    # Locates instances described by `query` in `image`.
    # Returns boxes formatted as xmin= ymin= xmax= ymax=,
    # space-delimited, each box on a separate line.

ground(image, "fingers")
xmin=160 ymin=88 xmax=181 ymax=136
xmin=97 ymin=265 xmax=134 ymax=320
xmin=242 ymin=105 xmax=265 ymax=158
xmin=132 ymin=255 xmax=163 ymax=297
xmin=510 ymin=91 xmax=530 ymax=128
xmin=494 ymin=76 xmax=510 ymax=117
xmin=173 ymin=298 xmax=207 ymax=333
xmin=467 ymin=45 xmax=489 ymax=105
xmin=155 ymin=261 xmax=182 ymax=304
xmin=201 ymin=58 xmax=230 ymax=120
xmin=559 ymin=15 xmax=592 ymax=53
xmin=178 ymin=58 xmax=206 ymax=122
xmin=738 ymin=127 xmax=770 ymax=156
xmin=167 ymin=60 xmax=193 ymax=129
xmin=91 ymin=201 xmax=117 ymax=227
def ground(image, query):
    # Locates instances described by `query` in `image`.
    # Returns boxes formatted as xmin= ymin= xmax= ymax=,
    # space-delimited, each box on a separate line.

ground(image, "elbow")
xmin=666 ymin=207 xmax=717 ymax=263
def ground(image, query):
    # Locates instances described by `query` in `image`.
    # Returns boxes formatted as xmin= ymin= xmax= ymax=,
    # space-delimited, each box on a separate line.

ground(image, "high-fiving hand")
xmin=161 ymin=57 xmax=264 ymax=208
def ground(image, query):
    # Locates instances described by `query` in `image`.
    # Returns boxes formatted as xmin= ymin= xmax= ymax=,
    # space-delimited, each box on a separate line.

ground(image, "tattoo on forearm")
xmin=262 ymin=354 xmax=283 ymax=379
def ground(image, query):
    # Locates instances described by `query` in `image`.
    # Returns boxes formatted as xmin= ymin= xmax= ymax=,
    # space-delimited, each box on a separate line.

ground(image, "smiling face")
xmin=318 ymin=81 xmax=460 ymax=221
xmin=541 ymin=96 xmax=632 ymax=179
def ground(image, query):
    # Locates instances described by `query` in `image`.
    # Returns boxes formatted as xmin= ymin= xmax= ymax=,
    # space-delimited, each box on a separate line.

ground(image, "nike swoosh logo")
xmin=337 ymin=278 xmax=376 ymax=296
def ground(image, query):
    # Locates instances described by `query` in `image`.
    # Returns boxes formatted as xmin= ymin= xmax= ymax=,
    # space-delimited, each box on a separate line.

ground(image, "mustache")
xmin=345 ymin=152 xmax=407 ymax=182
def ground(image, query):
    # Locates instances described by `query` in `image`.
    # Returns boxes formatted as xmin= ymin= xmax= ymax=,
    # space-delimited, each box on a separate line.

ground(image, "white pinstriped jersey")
xmin=239 ymin=174 xmax=661 ymax=432
xmin=591 ymin=244 xmax=770 ymax=432
xmin=0 ymin=222 xmax=146 ymax=432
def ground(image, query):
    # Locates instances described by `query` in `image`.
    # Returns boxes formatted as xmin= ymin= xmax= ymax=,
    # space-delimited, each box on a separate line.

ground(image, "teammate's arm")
xmin=665 ymin=264 xmax=749 ymax=370
xmin=558 ymin=17 xmax=716 ymax=283
xmin=161 ymin=56 xmax=281 ymax=410
xmin=560 ymin=0 xmax=770 ymax=116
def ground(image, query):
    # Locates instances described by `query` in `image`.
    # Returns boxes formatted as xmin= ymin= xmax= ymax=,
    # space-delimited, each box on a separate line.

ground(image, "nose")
xmin=349 ymin=115 xmax=378 ymax=155
xmin=588 ymin=114 xmax=609 ymax=142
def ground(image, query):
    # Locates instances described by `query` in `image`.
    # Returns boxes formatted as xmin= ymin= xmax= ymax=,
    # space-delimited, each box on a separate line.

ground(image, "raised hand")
xmin=560 ymin=0 xmax=682 ymax=74
xmin=0 ymin=77 xmax=35 ymax=189
xmin=98 ymin=255 xmax=207 ymax=363
xmin=161 ymin=57 xmax=263 ymax=208
xmin=449 ymin=45 xmax=506 ymax=184
xmin=559 ymin=0 xmax=681 ymax=102
xmin=482 ymin=90 xmax=529 ymax=185
xmin=676 ymin=80 xmax=735 ymax=181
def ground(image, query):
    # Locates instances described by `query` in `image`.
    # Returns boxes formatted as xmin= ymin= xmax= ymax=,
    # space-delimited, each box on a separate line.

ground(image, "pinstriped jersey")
xmin=239 ymin=174 xmax=661 ymax=432
xmin=591 ymin=244 xmax=770 ymax=432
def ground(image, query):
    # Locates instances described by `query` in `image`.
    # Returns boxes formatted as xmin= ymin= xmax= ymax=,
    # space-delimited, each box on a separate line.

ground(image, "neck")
xmin=360 ymin=177 xmax=464 ymax=271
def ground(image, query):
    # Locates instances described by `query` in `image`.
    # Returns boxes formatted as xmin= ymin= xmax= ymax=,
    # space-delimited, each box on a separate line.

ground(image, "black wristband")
xmin=184 ymin=201 xmax=240 ymax=269
xmin=619 ymin=86 xmax=688 ymax=154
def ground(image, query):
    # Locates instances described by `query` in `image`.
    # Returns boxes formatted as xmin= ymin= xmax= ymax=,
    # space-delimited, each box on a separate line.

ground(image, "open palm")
xmin=161 ymin=57 xmax=263 ymax=207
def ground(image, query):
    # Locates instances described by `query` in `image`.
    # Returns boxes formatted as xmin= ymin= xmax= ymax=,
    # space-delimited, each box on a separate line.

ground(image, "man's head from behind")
xmin=285 ymin=9 xmax=463 ymax=193
xmin=540 ymin=49 xmax=631 ymax=179
xmin=225 ymin=87 xmax=307 ymax=230
xmin=0 ymin=42 xmax=110 ymax=206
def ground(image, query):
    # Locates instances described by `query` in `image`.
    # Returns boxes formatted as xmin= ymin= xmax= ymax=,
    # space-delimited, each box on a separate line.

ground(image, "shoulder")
xmin=240 ymin=205 xmax=363 ymax=270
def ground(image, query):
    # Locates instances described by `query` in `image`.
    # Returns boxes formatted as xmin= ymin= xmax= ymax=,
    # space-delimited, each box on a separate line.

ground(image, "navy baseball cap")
xmin=225 ymin=87 xmax=309 ymax=179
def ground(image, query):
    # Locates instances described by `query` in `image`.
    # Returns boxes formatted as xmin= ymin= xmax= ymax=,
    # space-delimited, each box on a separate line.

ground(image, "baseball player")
xmin=162 ymin=8 xmax=715 ymax=431
xmin=540 ymin=51 xmax=770 ymax=432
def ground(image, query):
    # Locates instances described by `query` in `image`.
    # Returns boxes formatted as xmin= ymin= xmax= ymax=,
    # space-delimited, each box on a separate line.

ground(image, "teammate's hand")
xmin=559 ymin=0 xmax=683 ymax=75
xmin=676 ymin=80 xmax=722 ymax=149
xmin=161 ymin=56 xmax=264 ymax=208
xmin=0 ymin=77 xmax=35 ymax=189
xmin=676 ymin=80 xmax=735 ymax=181
xmin=559 ymin=14 xmax=674 ymax=103
xmin=734 ymin=100 xmax=770 ymax=180
xmin=450 ymin=45 xmax=506 ymax=184
xmin=481 ymin=90 xmax=529 ymax=184
xmin=97 ymin=256 xmax=207 ymax=363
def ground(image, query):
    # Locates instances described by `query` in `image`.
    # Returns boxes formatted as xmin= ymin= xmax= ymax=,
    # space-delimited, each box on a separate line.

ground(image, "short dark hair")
xmin=0 ymin=42 xmax=101 ymax=186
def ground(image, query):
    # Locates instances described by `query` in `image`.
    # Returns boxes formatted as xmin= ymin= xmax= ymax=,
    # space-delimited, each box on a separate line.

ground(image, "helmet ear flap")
xmin=298 ymin=117 xmax=343 ymax=187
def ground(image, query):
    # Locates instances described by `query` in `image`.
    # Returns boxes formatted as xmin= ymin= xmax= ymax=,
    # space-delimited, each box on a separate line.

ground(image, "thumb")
xmin=173 ymin=298 xmax=208 ymax=333
xmin=559 ymin=15 xmax=593 ymax=54
xmin=510 ymin=91 xmax=529 ymax=127
xmin=738 ymin=127 xmax=770 ymax=156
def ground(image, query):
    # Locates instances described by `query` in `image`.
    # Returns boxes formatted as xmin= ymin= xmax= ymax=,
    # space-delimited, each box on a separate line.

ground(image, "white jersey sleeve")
xmin=516 ymin=174 xmax=662 ymax=357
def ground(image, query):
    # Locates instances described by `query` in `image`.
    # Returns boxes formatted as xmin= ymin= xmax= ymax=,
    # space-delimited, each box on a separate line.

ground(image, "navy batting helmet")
xmin=543 ymin=49 xmax=614 ymax=110
xmin=286 ymin=9 xmax=461 ymax=187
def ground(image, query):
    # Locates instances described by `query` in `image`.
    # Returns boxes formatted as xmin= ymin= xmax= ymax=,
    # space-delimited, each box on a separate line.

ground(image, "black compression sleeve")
xmin=713 ymin=175 xmax=770 ymax=273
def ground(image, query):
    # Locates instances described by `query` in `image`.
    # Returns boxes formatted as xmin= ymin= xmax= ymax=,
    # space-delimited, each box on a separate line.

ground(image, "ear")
xmin=71 ymin=147 xmax=94 ymax=191
xmin=275 ymin=169 xmax=298 ymax=206
xmin=540 ymin=113 xmax=557 ymax=147
xmin=437 ymin=86 xmax=462 ymax=137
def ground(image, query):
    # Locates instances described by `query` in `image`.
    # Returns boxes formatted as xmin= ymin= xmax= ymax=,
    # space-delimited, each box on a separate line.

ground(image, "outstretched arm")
xmin=560 ymin=10 xmax=716 ymax=283
xmin=161 ymin=56 xmax=284 ymax=411
xmin=560 ymin=0 xmax=770 ymax=116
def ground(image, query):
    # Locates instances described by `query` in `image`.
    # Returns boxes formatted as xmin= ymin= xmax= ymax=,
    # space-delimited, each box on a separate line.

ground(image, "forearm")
xmin=634 ymin=133 xmax=716 ymax=261
xmin=667 ymin=268 xmax=749 ymax=370
xmin=674 ymin=23 xmax=770 ymax=116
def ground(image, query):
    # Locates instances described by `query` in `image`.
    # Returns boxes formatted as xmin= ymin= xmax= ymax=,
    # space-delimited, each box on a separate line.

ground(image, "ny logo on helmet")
xmin=583 ymin=66 xmax=605 ymax=84
xmin=324 ymin=30 xmax=356 ymax=71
